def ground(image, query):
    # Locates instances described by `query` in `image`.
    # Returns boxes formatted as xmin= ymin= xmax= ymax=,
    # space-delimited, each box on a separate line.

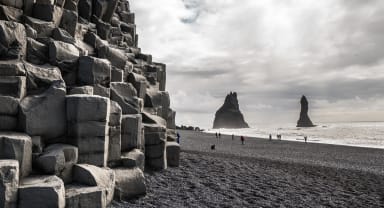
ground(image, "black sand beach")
xmin=114 ymin=130 xmax=384 ymax=208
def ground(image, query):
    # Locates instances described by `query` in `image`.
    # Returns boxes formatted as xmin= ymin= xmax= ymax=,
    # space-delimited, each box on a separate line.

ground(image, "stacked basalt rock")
xmin=0 ymin=0 xmax=179 ymax=207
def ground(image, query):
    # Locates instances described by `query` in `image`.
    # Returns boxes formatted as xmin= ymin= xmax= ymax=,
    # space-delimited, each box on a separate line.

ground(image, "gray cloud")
xmin=171 ymin=67 xmax=231 ymax=78
xmin=180 ymin=0 xmax=201 ymax=23
xmin=131 ymin=0 xmax=384 ymax=128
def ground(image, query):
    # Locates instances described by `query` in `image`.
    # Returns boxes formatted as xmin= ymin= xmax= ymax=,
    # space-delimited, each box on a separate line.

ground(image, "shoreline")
xmin=204 ymin=130 xmax=384 ymax=150
xmin=203 ymin=129 xmax=384 ymax=150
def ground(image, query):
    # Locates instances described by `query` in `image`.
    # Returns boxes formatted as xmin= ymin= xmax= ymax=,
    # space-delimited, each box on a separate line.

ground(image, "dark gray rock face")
xmin=19 ymin=81 xmax=67 ymax=141
xmin=18 ymin=175 xmax=65 ymax=208
xmin=0 ymin=160 xmax=19 ymax=208
xmin=35 ymin=144 xmax=78 ymax=184
xmin=213 ymin=92 xmax=249 ymax=129
xmin=0 ymin=20 xmax=26 ymax=60
xmin=297 ymin=95 xmax=315 ymax=127
xmin=0 ymin=132 xmax=32 ymax=177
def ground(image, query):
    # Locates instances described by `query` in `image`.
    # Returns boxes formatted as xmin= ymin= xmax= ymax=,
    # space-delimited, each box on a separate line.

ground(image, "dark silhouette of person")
xmin=241 ymin=136 xmax=245 ymax=145
xmin=215 ymin=132 xmax=218 ymax=138
xmin=304 ymin=136 xmax=307 ymax=143
xmin=277 ymin=134 xmax=282 ymax=140
xmin=176 ymin=132 xmax=180 ymax=144
xmin=232 ymin=134 xmax=234 ymax=140
xmin=269 ymin=134 xmax=272 ymax=141
xmin=219 ymin=132 xmax=221 ymax=138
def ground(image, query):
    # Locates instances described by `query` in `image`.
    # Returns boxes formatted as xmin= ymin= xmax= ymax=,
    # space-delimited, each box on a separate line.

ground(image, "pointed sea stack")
xmin=297 ymin=95 xmax=315 ymax=127
xmin=213 ymin=92 xmax=249 ymax=129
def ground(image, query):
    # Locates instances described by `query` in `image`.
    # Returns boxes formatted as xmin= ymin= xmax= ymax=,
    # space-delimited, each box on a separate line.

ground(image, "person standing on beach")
xmin=241 ymin=136 xmax=245 ymax=145
xmin=219 ymin=132 xmax=221 ymax=138
xmin=304 ymin=136 xmax=307 ymax=143
xmin=215 ymin=132 xmax=218 ymax=138
xmin=176 ymin=132 xmax=180 ymax=144
xmin=232 ymin=134 xmax=234 ymax=140
xmin=269 ymin=134 xmax=272 ymax=141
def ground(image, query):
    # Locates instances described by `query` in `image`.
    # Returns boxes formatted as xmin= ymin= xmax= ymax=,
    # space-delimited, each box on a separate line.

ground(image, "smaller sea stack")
xmin=213 ymin=92 xmax=249 ymax=129
xmin=297 ymin=95 xmax=315 ymax=127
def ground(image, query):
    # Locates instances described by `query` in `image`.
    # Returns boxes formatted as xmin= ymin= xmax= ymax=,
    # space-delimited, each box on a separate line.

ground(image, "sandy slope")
xmin=112 ymin=130 xmax=384 ymax=208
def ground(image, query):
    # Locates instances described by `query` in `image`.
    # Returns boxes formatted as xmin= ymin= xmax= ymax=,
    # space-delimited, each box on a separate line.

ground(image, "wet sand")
xmin=113 ymin=130 xmax=384 ymax=208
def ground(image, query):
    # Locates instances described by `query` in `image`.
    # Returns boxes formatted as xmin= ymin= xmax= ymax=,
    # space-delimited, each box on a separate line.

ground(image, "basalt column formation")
xmin=0 ymin=0 xmax=179 ymax=207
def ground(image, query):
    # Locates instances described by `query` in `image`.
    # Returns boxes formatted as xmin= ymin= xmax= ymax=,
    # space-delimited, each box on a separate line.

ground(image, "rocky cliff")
xmin=297 ymin=95 xmax=315 ymax=127
xmin=213 ymin=92 xmax=249 ymax=129
xmin=0 ymin=0 xmax=180 ymax=207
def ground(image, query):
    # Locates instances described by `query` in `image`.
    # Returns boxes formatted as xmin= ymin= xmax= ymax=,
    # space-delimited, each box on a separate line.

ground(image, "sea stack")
xmin=297 ymin=95 xmax=315 ymax=127
xmin=213 ymin=92 xmax=249 ymax=129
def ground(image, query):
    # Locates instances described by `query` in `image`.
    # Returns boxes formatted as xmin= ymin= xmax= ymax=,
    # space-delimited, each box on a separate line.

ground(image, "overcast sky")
xmin=131 ymin=0 xmax=384 ymax=128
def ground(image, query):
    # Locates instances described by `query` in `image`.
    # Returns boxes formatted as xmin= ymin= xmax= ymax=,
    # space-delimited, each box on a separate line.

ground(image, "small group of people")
xmin=215 ymin=132 xmax=221 ymax=138
xmin=269 ymin=134 xmax=282 ymax=141
xmin=211 ymin=133 xmax=245 ymax=150
xmin=268 ymin=133 xmax=309 ymax=143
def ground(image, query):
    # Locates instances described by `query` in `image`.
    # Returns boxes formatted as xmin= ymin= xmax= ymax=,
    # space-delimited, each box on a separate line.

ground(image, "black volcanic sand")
xmin=112 ymin=130 xmax=384 ymax=208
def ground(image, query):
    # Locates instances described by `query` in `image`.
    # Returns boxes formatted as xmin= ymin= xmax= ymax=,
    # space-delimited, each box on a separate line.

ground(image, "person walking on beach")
xmin=176 ymin=132 xmax=180 ymax=144
xmin=269 ymin=134 xmax=272 ymax=141
xmin=241 ymin=136 xmax=245 ymax=145
xmin=219 ymin=132 xmax=221 ymax=138
xmin=232 ymin=134 xmax=234 ymax=140
xmin=304 ymin=136 xmax=307 ymax=143
xmin=215 ymin=132 xmax=218 ymax=138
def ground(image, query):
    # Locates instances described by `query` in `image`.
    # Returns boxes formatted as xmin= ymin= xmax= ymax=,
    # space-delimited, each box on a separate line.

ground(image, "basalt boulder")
xmin=0 ymin=132 xmax=32 ymax=177
xmin=0 ymin=20 xmax=26 ymax=60
xmin=18 ymin=175 xmax=65 ymax=208
xmin=19 ymin=81 xmax=67 ymax=141
xmin=0 ymin=160 xmax=19 ymax=208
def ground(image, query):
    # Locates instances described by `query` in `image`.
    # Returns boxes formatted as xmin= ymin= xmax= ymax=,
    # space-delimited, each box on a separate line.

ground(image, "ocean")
xmin=205 ymin=122 xmax=384 ymax=149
